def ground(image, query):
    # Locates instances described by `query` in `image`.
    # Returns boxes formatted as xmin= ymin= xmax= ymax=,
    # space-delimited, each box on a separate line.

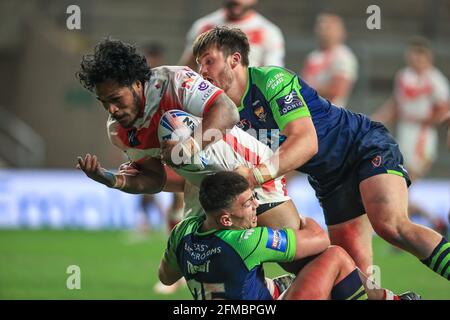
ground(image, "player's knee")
xmin=371 ymin=219 xmax=406 ymax=245
xmin=326 ymin=245 xmax=355 ymax=269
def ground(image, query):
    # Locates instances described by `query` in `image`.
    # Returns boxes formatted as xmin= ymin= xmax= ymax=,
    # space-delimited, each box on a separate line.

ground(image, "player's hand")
xmin=118 ymin=161 xmax=141 ymax=176
xmin=76 ymin=154 xmax=115 ymax=187
xmin=160 ymin=140 xmax=180 ymax=166
xmin=234 ymin=166 xmax=258 ymax=189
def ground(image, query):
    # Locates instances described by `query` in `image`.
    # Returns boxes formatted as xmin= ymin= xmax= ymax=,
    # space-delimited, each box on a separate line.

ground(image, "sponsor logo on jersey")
xmin=277 ymin=90 xmax=303 ymax=116
xmin=253 ymin=105 xmax=267 ymax=122
xmin=266 ymin=228 xmax=287 ymax=252
xmin=198 ymin=81 xmax=209 ymax=91
xmin=127 ymin=128 xmax=140 ymax=147
xmin=266 ymin=73 xmax=284 ymax=91
xmin=240 ymin=228 xmax=255 ymax=241
xmin=371 ymin=155 xmax=382 ymax=168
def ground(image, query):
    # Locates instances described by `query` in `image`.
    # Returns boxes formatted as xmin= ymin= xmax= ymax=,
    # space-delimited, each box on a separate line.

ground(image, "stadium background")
xmin=0 ymin=0 xmax=449 ymax=299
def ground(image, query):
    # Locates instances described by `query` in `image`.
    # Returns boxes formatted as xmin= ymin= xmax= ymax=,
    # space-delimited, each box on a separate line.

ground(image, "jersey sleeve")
xmin=172 ymin=67 xmax=223 ymax=116
xmin=431 ymin=71 xmax=449 ymax=104
xmin=256 ymin=68 xmax=311 ymax=131
xmin=220 ymin=226 xmax=296 ymax=271
xmin=163 ymin=220 xmax=187 ymax=272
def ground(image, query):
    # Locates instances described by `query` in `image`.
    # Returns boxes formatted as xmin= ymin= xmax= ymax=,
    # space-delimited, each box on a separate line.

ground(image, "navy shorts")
xmin=309 ymin=124 xmax=411 ymax=226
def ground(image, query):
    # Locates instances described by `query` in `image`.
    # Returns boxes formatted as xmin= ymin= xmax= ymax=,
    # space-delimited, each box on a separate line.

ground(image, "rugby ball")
xmin=158 ymin=110 xmax=201 ymax=143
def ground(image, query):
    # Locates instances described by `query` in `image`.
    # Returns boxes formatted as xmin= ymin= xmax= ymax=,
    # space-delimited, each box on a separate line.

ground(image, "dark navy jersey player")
xmin=192 ymin=26 xmax=450 ymax=282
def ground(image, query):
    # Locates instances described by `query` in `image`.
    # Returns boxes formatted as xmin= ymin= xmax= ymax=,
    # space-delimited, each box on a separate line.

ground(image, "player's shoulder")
xmin=250 ymin=66 xmax=297 ymax=94
xmin=171 ymin=216 xmax=204 ymax=239
xmin=429 ymin=67 xmax=449 ymax=85
xmin=217 ymin=227 xmax=264 ymax=246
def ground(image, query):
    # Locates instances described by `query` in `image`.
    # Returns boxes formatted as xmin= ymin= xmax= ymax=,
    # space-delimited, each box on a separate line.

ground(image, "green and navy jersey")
xmin=164 ymin=216 xmax=296 ymax=300
xmin=237 ymin=66 xmax=375 ymax=183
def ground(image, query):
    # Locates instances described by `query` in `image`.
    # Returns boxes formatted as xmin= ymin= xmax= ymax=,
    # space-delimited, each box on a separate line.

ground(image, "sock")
xmin=331 ymin=269 xmax=369 ymax=300
xmin=421 ymin=237 xmax=450 ymax=280
xmin=382 ymin=289 xmax=400 ymax=300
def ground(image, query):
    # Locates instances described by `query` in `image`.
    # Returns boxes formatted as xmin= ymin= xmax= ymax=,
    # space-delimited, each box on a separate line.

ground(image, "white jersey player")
xmin=106 ymin=66 xmax=289 ymax=217
xmin=394 ymin=66 xmax=449 ymax=176
xmin=179 ymin=0 xmax=285 ymax=68
xmin=373 ymin=39 xmax=449 ymax=179
xmin=301 ymin=13 xmax=358 ymax=107
xmin=302 ymin=44 xmax=358 ymax=107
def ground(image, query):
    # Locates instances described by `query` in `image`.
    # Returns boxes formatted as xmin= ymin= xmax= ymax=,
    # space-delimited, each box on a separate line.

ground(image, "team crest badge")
xmin=254 ymin=105 xmax=267 ymax=122
xmin=371 ymin=155 xmax=382 ymax=168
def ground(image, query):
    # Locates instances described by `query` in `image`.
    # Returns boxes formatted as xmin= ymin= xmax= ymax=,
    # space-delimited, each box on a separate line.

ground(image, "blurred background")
xmin=0 ymin=0 xmax=449 ymax=299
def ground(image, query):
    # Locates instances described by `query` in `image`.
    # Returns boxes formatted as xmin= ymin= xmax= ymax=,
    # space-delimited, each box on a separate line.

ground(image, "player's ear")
xmin=230 ymin=52 xmax=241 ymax=68
xmin=219 ymin=211 xmax=233 ymax=227
xmin=133 ymin=80 xmax=142 ymax=90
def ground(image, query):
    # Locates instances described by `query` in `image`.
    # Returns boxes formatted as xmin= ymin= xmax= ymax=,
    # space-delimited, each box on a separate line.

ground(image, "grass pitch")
xmin=0 ymin=229 xmax=448 ymax=299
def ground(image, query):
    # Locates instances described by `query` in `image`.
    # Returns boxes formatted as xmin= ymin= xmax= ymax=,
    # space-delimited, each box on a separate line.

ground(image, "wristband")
xmin=264 ymin=162 xmax=278 ymax=180
xmin=112 ymin=174 xmax=126 ymax=190
xmin=252 ymin=167 xmax=265 ymax=185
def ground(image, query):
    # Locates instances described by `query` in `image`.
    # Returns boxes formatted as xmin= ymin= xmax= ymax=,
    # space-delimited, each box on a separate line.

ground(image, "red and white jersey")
xmin=394 ymin=66 xmax=449 ymax=173
xmin=107 ymin=65 xmax=223 ymax=163
xmin=302 ymin=44 xmax=358 ymax=106
xmin=171 ymin=123 xmax=290 ymax=208
xmin=184 ymin=9 xmax=285 ymax=67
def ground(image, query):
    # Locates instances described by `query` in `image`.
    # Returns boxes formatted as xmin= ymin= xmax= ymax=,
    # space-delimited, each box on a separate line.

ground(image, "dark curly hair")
xmin=77 ymin=38 xmax=151 ymax=92
xmin=199 ymin=171 xmax=250 ymax=213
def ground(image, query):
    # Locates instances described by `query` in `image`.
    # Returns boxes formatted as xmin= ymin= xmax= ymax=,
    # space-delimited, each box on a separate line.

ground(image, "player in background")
xmin=373 ymin=38 xmax=449 ymax=236
xmin=159 ymin=171 xmax=420 ymax=300
xmin=301 ymin=13 xmax=358 ymax=107
xmin=193 ymin=26 xmax=450 ymax=282
xmin=179 ymin=0 xmax=285 ymax=69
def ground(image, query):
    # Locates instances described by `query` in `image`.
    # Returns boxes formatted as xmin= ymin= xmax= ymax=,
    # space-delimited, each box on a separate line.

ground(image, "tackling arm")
xmin=246 ymin=117 xmax=318 ymax=187
xmin=292 ymin=217 xmax=330 ymax=260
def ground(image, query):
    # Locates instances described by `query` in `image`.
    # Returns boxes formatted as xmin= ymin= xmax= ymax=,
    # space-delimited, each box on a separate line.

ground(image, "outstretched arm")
xmin=77 ymin=154 xmax=166 ymax=194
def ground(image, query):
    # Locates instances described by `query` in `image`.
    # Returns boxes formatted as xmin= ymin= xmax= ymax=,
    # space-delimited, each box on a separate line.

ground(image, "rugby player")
xmin=75 ymin=38 xmax=300 ymax=226
xmin=193 ymin=26 xmax=450 ymax=281
xmin=159 ymin=171 xmax=419 ymax=300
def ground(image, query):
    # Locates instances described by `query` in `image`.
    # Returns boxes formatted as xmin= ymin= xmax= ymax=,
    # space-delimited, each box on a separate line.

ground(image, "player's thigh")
xmin=359 ymin=173 xmax=410 ymax=230
xmin=256 ymin=200 xmax=301 ymax=229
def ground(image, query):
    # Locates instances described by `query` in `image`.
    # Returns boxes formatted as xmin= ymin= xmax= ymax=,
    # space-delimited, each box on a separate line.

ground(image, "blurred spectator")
xmin=373 ymin=37 xmax=449 ymax=181
xmin=142 ymin=42 xmax=165 ymax=67
xmin=301 ymin=13 xmax=358 ymax=107
xmin=179 ymin=0 xmax=285 ymax=69
xmin=373 ymin=37 xmax=449 ymax=235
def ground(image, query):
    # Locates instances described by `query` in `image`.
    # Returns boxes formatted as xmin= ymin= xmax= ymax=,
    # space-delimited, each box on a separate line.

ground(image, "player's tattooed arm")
xmin=77 ymin=154 xmax=166 ymax=194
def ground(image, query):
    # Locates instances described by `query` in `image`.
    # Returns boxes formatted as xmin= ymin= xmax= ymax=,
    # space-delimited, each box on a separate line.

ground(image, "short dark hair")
xmin=199 ymin=171 xmax=250 ymax=212
xmin=77 ymin=38 xmax=151 ymax=92
xmin=193 ymin=26 xmax=250 ymax=66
